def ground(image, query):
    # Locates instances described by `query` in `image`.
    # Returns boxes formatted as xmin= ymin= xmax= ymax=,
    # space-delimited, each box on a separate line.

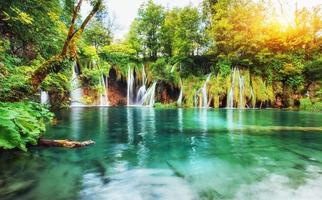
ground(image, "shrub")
xmin=299 ymin=98 xmax=322 ymax=112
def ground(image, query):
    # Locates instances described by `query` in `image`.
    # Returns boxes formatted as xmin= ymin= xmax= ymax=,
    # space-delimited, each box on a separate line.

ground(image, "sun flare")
xmin=269 ymin=0 xmax=321 ymax=28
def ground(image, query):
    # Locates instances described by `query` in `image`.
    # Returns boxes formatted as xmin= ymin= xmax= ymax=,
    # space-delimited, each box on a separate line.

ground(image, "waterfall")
xmin=195 ymin=74 xmax=211 ymax=108
xmin=142 ymin=82 xmax=157 ymax=107
xmin=227 ymin=67 xmax=246 ymax=108
xmin=136 ymin=64 xmax=147 ymax=105
xmin=238 ymin=70 xmax=245 ymax=109
xmin=227 ymin=68 xmax=236 ymax=108
xmin=40 ymin=90 xmax=49 ymax=104
xmin=127 ymin=64 xmax=157 ymax=107
xmin=99 ymin=75 xmax=109 ymax=106
xmin=177 ymin=79 xmax=183 ymax=106
xmin=70 ymin=63 xmax=84 ymax=107
xmin=127 ymin=65 xmax=135 ymax=106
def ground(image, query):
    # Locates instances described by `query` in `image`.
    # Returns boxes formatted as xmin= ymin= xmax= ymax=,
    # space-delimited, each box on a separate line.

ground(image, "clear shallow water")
xmin=1 ymin=108 xmax=322 ymax=200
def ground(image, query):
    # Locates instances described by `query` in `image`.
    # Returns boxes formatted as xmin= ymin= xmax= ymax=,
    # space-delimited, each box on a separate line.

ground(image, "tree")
xmin=83 ymin=19 xmax=112 ymax=50
xmin=0 ymin=0 xmax=65 ymax=59
xmin=172 ymin=7 xmax=203 ymax=56
xmin=135 ymin=0 xmax=165 ymax=60
xmin=160 ymin=9 xmax=177 ymax=57
xmin=25 ymin=0 xmax=103 ymax=97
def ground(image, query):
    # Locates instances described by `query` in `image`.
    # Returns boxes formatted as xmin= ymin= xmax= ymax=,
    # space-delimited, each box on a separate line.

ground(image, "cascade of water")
xmin=238 ymin=70 xmax=245 ymax=109
xmin=142 ymin=82 xmax=157 ymax=107
xmin=70 ymin=63 xmax=84 ymax=107
xmin=227 ymin=68 xmax=237 ymax=108
xmin=177 ymin=79 xmax=183 ymax=106
xmin=127 ymin=64 xmax=157 ymax=107
xmin=195 ymin=74 xmax=211 ymax=108
xmin=227 ymin=67 xmax=248 ymax=108
xmin=127 ymin=65 xmax=135 ymax=106
xmin=136 ymin=65 xmax=147 ymax=104
xmin=99 ymin=75 xmax=109 ymax=106
xmin=202 ymin=74 xmax=211 ymax=107
xmin=40 ymin=90 xmax=49 ymax=104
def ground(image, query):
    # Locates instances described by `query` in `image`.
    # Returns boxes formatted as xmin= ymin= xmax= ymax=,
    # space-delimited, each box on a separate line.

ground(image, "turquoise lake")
xmin=0 ymin=108 xmax=322 ymax=200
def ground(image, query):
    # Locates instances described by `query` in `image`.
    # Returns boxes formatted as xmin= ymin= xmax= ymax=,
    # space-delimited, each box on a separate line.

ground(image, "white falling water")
xmin=127 ymin=65 xmax=135 ymax=106
xmin=142 ymin=82 xmax=157 ymax=107
xmin=99 ymin=75 xmax=109 ymax=106
xmin=227 ymin=67 xmax=246 ymax=108
xmin=195 ymin=74 xmax=211 ymax=108
xmin=136 ymin=64 xmax=147 ymax=105
xmin=70 ymin=63 xmax=84 ymax=107
xmin=227 ymin=68 xmax=237 ymax=108
xmin=40 ymin=90 xmax=49 ymax=104
xmin=177 ymin=79 xmax=183 ymax=106
xmin=127 ymin=64 xmax=157 ymax=107
xmin=238 ymin=70 xmax=245 ymax=109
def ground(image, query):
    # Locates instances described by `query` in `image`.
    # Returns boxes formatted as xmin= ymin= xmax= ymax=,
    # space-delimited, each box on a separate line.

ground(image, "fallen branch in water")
xmin=38 ymin=138 xmax=95 ymax=148
xmin=166 ymin=161 xmax=185 ymax=178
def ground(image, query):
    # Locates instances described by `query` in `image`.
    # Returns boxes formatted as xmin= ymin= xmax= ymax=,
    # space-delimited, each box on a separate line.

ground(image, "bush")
xmin=154 ymin=102 xmax=177 ymax=108
xmin=299 ymin=98 xmax=322 ymax=112
xmin=0 ymin=102 xmax=53 ymax=151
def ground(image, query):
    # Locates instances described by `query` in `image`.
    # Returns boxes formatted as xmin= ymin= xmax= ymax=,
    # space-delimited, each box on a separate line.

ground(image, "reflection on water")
xmin=178 ymin=108 xmax=183 ymax=133
xmin=0 ymin=108 xmax=322 ymax=200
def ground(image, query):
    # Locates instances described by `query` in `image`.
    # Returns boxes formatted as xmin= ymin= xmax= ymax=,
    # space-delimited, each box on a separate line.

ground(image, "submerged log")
xmin=166 ymin=161 xmax=185 ymax=178
xmin=235 ymin=125 xmax=322 ymax=132
xmin=38 ymin=138 xmax=95 ymax=148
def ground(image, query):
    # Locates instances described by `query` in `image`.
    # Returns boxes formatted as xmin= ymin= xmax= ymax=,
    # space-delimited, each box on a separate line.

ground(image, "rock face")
xmin=108 ymin=68 xmax=127 ymax=106
xmin=156 ymin=81 xmax=180 ymax=104
xmin=108 ymin=83 xmax=127 ymax=106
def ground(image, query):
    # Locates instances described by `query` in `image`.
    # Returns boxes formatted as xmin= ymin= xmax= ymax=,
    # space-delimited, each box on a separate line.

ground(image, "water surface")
xmin=1 ymin=108 xmax=322 ymax=200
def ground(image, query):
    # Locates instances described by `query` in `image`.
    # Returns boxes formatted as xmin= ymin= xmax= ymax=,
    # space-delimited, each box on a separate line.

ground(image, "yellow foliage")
xmin=11 ymin=7 xmax=33 ymax=25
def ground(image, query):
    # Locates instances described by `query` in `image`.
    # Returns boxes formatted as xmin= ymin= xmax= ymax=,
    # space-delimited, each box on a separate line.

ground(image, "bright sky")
xmin=82 ymin=0 xmax=203 ymax=40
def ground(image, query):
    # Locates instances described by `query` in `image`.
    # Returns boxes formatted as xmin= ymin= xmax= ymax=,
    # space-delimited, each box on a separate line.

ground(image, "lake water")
xmin=0 ymin=108 xmax=322 ymax=200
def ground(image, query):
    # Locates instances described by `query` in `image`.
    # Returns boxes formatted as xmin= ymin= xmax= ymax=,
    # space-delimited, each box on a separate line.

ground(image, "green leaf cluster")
xmin=0 ymin=102 xmax=53 ymax=151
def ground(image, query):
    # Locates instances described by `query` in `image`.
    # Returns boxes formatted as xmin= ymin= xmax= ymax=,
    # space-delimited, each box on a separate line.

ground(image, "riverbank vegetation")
xmin=0 ymin=0 xmax=321 ymax=150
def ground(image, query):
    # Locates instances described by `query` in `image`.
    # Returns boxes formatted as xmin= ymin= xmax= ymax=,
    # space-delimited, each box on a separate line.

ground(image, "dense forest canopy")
xmin=0 ymin=0 xmax=321 ymax=150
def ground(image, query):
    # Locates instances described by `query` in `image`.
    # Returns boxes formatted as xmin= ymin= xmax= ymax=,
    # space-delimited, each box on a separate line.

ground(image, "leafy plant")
xmin=0 ymin=102 xmax=53 ymax=151
xmin=300 ymin=98 xmax=322 ymax=112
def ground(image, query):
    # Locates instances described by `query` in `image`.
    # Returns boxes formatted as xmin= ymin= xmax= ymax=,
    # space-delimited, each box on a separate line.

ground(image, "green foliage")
xmin=169 ymin=7 xmax=204 ymax=56
xmin=154 ymin=102 xmax=177 ymax=108
xmin=216 ymin=58 xmax=231 ymax=77
xmin=136 ymin=0 xmax=165 ymax=59
xmin=0 ymin=102 xmax=53 ymax=151
xmin=0 ymin=0 xmax=67 ymax=59
xmin=0 ymin=63 xmax=35 ymax=101
xmin=101 ymin=43 xmax=137 ymax=66
xmin=83 ymin=19 xmax=112 ymax=49
xmin=127 ymin=1 xmax=205 ymax=59
xmin=80 ymin=60 xmax=111 ymax=89
xmin=81 ymin=45 xmax=99 ymax=61
xmin=150 ymin=58 xmax=180 ymax=84
xmin=300 ymin=98 xmax=322 ymax=112
xmin=303 ymin=58 xmax=322 ymax=83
